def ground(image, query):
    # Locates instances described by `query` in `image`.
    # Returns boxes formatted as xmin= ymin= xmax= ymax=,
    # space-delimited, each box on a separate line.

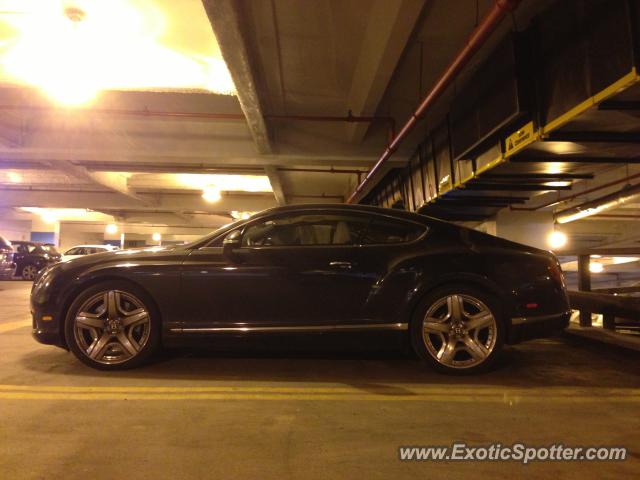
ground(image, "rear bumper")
xmin=508 ymin=311 xmax=571 ymax=344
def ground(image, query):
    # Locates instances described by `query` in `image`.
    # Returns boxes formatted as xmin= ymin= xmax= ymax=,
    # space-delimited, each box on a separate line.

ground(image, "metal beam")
xmin=345 ymin=0 xmax=425 ymax=143
xmin=544 ymin=132 xmax=640 ymax=143
xmin=202 ymin=0 xmax=272 ymax=154
xmin=480 ymin=173 xmax=594 ymax=180
xmin=463 ymin=183 xmax=572 ymax=191
xmin=264 ymin=166 xmax=286 ymax=206
xmin=44 ymin=161 xmax=149 ymax=205
xmin=0 ymin=189 xmax=277 ymax=212
xmin=512 ymin=156 xmax=640 ymax=164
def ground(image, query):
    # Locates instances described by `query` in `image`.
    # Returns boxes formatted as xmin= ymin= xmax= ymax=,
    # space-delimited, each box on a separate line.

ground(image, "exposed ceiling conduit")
xmin=346 ymin=0 xmax=523 ymax=204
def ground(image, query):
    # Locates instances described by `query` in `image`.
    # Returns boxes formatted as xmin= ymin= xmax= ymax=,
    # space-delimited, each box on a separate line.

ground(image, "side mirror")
xmin=222 ymin=230 xmax=242 ymax=262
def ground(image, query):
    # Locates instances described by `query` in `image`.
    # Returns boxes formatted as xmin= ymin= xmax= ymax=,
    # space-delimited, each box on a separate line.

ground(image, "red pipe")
xmin=347 ymin=0 xmax=523 ymax=204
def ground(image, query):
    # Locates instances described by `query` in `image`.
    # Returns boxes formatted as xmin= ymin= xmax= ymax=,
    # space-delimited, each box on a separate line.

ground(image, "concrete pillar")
xmin=493 ymin=210 xmax=555 ymax=250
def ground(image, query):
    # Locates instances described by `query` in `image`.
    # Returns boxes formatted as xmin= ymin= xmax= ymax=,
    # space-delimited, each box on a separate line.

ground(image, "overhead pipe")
xmin=347 ymin=0 xmax=523 ymax=204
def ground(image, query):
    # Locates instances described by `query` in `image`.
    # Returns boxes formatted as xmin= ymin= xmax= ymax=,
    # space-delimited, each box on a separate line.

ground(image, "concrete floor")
xmin=1 ymin=281 xmax=639 ymax=479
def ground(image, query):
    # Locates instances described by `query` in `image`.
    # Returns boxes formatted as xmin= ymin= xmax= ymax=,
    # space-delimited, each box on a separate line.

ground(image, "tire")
xmin=410 ymin=285 xmax=505 ymax=375
xmin=64 ymin=280 xmax=161 ymax=370
xmin=21 ymin=264 xmax=38 ymax=281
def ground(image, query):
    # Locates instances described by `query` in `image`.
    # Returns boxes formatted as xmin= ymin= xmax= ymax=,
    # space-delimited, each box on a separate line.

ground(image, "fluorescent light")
xmin=40 ymin=211 xmax=57 ymax=224
xmin=152 ymin=232 xmax=161 ymax=242
xmin=202 ymin=186 xmax=221 ymax=203
xmin=1 ymin=1 xmax=236 ymax=105
xmin=179 ymin=174 xmax=272 ymax=193
xmin=547 ymin=231 xmax=567 ymax=250
xmin=7 ymin=172 xmax=22 ymax=183
xmin=589 ymin=262 xmax=604 ymax=273
xmin=105 ymin=223 xmax=118 ymax=234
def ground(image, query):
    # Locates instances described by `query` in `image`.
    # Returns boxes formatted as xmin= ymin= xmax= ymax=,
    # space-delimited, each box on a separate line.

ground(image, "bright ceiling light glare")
xmin=589 ymin=261 xmax=604 ymax=274
xmin=7 ymin=171 xmax=22 ymax=183
xmin=544 ymin=181 xmax=571 ymax=188
xmin=40 ymin=211 xmax=57 ymax=224
xmin=178 ymin=174 xmax=272 ymax=193
xmin=202 ymin=186 xmax=221 ymax=203
xmin=152 ymin=232 xmax=161 ymax=242
xmin=547 ymin=231 xmax=568 ymax=250
xmin=0 ymin=1 xmax=236 ymax=105
xmin=612 ymin=256 xmax=640 ymax=265
xmin=105 ymin=223 xmax=118 ymax=235
xmin=231 ymin=211 xmax=254 ymax=220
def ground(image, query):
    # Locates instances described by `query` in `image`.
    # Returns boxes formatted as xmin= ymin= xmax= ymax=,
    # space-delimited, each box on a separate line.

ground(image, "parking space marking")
xmin=0 ymin=320 xmax=31 ymax=333
xmin=0 ymin=385 xmax=638 ymax=402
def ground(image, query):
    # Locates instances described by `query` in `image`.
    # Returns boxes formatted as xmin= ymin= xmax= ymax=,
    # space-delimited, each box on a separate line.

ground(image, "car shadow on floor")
xmin=19 ymin=332 xmax=640 ymax=389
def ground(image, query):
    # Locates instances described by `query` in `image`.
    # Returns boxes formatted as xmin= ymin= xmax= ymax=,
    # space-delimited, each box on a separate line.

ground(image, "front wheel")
xmin=21 ymin=264 xmax=38 ymax=281
xmin=410 ymin=285 xmax=505 ymax=374
xmin=65 ymin=281 xmax=160 ymax=370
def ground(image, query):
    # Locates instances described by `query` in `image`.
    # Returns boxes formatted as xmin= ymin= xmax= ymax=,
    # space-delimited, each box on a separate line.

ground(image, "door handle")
xmin=329 ymin=261 xmax=354 ymax=269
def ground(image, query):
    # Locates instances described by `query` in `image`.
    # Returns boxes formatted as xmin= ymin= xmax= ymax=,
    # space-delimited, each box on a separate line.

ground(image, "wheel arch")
xmin=403 ymin=272 xmax=514 ymax=333
xmin=57 ymin=274 xmax=161 ymax=348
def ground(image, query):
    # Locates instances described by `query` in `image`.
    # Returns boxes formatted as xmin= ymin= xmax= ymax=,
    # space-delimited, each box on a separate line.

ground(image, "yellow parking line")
xmin=0 ymin=320 xmax=30 ymax=333
xmin=0 ymin=385 xmax=638 ymax=402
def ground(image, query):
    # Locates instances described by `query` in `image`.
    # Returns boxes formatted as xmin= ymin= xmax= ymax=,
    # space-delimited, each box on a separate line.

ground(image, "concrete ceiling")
xmin=0 ymin=0 xmax=635 ymax=258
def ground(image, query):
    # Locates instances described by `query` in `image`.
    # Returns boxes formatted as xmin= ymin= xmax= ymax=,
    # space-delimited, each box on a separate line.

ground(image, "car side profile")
xmin=12 ymin=241 xmax=61 ymax=280
xmin=62 ymin=244 xmax=119 ymax=262
xmin=31 ymin=204 xmax=570 ymax=374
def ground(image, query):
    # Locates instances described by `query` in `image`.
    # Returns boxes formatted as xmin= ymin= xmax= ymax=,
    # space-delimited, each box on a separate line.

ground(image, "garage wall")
xmin=0 ymin=219 xmax=31 ymax=242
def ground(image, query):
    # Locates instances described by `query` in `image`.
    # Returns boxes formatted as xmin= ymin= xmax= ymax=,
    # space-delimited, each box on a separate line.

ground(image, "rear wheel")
xmin=410 ymin=285 xmax=504 ymax=374
xmin=65 ymin=281 xmax=160 ymax=370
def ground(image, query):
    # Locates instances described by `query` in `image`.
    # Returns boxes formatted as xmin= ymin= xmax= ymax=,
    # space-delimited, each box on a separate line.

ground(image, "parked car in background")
xmin=0 ymin=236 xmax=16 ymax=280
xmin=62 ymin=245 xmax=119 ymax=262
xmin=11 ymin=241 xmax=61 ymax=280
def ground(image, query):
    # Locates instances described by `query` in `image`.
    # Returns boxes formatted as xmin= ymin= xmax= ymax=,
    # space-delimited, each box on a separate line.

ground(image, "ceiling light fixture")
xmin=152 ymin=232 xmax=161 ymax=242
xmin=105 ymin=223 xmax=118 ymax=235
xmin=202 ymin=186 xmax=221 ymax=203
xmin=589 ymin=261 xmax=604 ymax=274
xmin=547 ymin=230 xmax=567 ymax=250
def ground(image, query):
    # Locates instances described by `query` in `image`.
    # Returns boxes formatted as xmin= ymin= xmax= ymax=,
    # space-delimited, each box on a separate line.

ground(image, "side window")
xmin=242 ymin=214 xmax=369 ymax=247
xmin=65 ymin=248 xmax=79 ymax=255
xmin=18 ymin=245 xmax=28 ymax=254
xmin=361 ymin=218 xmax=426 ymax=245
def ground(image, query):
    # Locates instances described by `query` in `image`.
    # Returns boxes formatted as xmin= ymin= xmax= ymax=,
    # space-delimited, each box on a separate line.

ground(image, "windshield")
xmin=183 ymin=218 xmax=247 ymax=249
xmin=42 ymin=245 xmax=60 ymax=255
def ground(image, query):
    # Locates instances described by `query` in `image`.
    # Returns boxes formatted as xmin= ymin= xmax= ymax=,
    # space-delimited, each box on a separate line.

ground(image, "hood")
xmin=56 ymin=245 xmax=189 ymax=271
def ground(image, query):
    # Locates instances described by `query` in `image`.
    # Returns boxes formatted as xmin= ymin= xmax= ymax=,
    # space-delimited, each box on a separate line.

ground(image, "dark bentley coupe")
xmin=31 ymin=204 xmax=570 ymax=373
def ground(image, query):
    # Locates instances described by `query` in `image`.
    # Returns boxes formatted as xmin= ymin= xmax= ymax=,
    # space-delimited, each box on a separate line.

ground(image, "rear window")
xmin=360 ymin=218 xmax=426 ymax=245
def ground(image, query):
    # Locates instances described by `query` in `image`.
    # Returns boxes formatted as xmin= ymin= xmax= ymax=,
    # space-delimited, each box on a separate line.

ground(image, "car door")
xmin=179 ymin=210 xmax=381 ymax=329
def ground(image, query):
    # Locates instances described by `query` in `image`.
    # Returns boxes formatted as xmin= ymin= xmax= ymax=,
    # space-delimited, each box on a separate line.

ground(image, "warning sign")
xmin=505 ymin=121 xmax=537 ymax=157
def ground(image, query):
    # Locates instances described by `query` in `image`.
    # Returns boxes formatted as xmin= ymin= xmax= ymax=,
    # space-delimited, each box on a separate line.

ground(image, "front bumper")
xmin=508 ymin=311 xmax=571 ymax=344
xmin=31 ymin=308 xmax=66 ymax=348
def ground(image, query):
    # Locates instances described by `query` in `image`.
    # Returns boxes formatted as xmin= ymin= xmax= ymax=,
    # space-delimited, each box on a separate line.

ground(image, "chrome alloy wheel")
xmin=73 ymin=290 xmax=151 ymax=365
xmin=22 ymin=265 xmax=37 ymax=280
xmin=421 ymin=294 xmax=497 ymax=369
